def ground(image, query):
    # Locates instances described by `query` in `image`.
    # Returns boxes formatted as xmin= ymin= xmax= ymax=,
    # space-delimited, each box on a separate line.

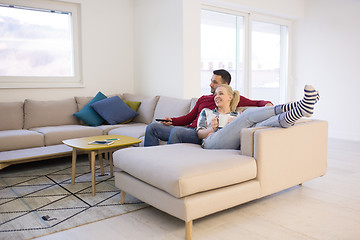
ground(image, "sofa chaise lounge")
xmin=113 ymin=119 xmax=328 ymax=240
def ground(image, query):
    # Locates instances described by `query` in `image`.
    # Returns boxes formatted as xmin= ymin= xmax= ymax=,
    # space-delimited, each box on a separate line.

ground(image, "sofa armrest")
xmin=240 ymin=126 xmax=269 ymax=157
xmin=252 ymin=119 xmax=328 ymax=197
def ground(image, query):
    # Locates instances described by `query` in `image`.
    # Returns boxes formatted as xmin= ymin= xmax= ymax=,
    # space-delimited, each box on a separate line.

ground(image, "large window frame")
xmin=201 ymin=5 xmax=291 ymax=103
xmin=0 ymin=0 xmax=82 ymax=89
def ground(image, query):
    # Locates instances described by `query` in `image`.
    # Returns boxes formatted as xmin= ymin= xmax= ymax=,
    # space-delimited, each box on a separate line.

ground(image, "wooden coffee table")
xmin=63 ymin=135 xmax=141 ymax=196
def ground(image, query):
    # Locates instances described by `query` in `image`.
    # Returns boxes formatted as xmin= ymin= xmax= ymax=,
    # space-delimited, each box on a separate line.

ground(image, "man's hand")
xmin=265 ymin=103 xmax=273 ymax=106
xmin=162 ymin=117 xmax=173 ymax=126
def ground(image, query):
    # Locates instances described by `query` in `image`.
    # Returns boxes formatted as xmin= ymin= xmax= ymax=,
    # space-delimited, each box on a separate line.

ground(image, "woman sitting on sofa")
xmin=197 ymin=84 xmax=319 ymax=150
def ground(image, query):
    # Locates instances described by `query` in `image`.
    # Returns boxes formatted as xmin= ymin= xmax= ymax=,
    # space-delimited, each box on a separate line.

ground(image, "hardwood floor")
xmin=36 ymin=138 xmax=360 ymax=240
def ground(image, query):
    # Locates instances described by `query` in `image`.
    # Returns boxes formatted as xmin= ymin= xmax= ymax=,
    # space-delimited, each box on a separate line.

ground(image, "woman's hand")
xmin=227 ymin=116 xmax=236 ymax=124
xmin=211 ymin=116 xmax=219 ymax=131
xmin=206 ymin=132 xmax=214 ymax=138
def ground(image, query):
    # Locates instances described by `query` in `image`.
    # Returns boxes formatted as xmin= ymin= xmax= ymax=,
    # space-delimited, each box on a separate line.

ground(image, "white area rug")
xmin=0 ymin=155 xmax=147 ymax=240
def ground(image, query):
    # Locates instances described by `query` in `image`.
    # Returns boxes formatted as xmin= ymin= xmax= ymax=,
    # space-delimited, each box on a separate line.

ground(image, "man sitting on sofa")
xmin=144 ymin=69 xmax=273 ymax=146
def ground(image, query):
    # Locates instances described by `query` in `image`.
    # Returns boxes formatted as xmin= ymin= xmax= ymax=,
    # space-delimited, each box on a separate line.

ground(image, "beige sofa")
xmin=0 ymin=93 xmax=197 ymax=170
xmin=113 ymin=119 xmax=328 ymax=240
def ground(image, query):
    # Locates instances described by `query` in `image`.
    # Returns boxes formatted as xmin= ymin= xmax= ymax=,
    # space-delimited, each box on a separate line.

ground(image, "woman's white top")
xmin=197 ymin=108 xmax=238 ymax=131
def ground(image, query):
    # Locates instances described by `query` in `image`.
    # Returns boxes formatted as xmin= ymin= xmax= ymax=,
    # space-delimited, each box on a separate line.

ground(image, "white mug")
xmin=218 ymin=115 xmax=228 ymax=128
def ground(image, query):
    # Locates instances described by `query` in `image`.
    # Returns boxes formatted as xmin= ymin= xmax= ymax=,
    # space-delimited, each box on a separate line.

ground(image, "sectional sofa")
xmin=0 ymin=93 xmax=196 ymax=170
xmin=0 ymin=92 xmax=328 ymax=240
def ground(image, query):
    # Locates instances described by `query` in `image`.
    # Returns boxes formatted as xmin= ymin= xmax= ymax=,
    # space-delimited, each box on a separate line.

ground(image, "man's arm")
xmin=171 ymin=96 xmax=205 ymax=126
xmin=171 ymin=106 xmax=198 ymax=126
xmin=238 ymin=95 xmax=273 ymax=107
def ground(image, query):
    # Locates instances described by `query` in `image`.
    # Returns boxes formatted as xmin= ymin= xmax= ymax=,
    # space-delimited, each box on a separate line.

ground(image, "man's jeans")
xmin=144 ymin=122 xmax=201 ymax=146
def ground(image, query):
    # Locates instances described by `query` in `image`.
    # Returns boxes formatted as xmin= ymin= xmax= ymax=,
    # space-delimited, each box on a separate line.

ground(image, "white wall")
xmin=0 ymin=0 xmax=134 ymax=102
xmin=133 ymin=0 xmax=200 ymax=99
xmin=293 ymin=0 xmax=360 ymax=141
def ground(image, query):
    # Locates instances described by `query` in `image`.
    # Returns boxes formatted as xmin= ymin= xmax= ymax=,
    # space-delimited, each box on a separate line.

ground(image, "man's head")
xmin=210 ymin=69 xmax=232 ymax=94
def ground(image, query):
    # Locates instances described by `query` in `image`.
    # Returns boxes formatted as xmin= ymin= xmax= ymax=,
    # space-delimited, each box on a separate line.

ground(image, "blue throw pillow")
xmin=73 ymin=91 xmax=107 ymax=126
xmin=90 ymin=96 xmax=139 ymax=125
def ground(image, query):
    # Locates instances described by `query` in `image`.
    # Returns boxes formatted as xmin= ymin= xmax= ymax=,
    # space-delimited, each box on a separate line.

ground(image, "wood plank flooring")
xmin=36 ymin=138 xmax=360 ymax=240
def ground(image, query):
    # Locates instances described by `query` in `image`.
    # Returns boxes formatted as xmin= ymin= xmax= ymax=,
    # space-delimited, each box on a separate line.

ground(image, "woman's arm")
xmin=197 ymin=127 xmax=215 ymax=140
xmin=197 ymin=116 xmax=218 ymax=140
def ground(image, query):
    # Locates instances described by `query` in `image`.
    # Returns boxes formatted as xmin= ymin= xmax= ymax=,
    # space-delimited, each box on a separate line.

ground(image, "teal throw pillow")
xmin=90 ymin=96 xmax=139 ymax=125
xmin=73 ymin=91 xmax=107 ymax=126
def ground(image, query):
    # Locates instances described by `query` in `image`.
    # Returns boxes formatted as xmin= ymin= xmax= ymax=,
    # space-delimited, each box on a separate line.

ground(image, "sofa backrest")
xmin=24 ymin=98 xmax=79 ymax=129
xmin=122 ymin=93 xmax=159 ymax=124
xmin=75 ymin=96 xmax=94 ymax=112
xmin=152 ymin=96 xmax=192 ymax=122
xmin=190 ymin=98 xmax=198 ymax=112
xmin=0 ymin=102 xmax=24 ymax=130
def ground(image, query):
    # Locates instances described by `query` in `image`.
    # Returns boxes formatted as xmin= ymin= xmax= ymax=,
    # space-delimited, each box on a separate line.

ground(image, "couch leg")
xmin=120 ymin=191 xmax=126 ymax=204
xmin=186 ymin=220 xmax=193 ymax=240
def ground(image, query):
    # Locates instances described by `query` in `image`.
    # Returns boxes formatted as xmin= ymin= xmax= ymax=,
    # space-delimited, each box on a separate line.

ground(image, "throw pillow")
xmin=121 ymin=100 xmax=141 ymax=124
xmin=90 ymin=96 xmax=139 ymax=125
xmin=73 ymin=91 xmax=107 ymax=126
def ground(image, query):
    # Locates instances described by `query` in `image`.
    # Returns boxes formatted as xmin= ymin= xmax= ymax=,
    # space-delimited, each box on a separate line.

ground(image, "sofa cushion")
xmin=90 ymin=96 xmax=139 ymax=125
xmin=108 ymin=123 xmax=147 ymax=139
xmin=0 ymin=102 xmax=24 ymax=131
xmin=121 ymin=100 xmax=141 ymax=124
xmin=31 ymin=125 xmax=103 ymax=146
xmin=73 ymin=91 xmax=107 ymax=126
xmin=0 ymin=130 xmax=44 ymax=151
xmin=122 ymin=93 xmax=159 ymax=124
xmin=0 ymin=144 xmax=73 ymax=162
xmin=113 ymin=144 xmax=257 ymax=198
xmin=98 ymin=122 xmax=146 ymax=135
xmin=24 ymin=98 xmax=79 ymax=129
xmin=152 ymin=96 xmax=191 ymax=122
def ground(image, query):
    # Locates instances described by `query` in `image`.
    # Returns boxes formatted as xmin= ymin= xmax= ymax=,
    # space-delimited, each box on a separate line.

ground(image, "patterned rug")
xmin=0 ymin=155 xmax=147 ymax=240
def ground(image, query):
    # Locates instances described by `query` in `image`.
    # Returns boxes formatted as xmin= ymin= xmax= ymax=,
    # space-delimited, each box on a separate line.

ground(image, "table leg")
xmin=90 ymin=151 xmax=96 ymax=196
xmin=71 ymin=148 xmax=77 ymax=185
xmin=88 ymin=153 xmax=91 ymax=171
xmin=120 ymin=191 xmax=126 ymax=204
xmin=98 ymin=152 xmax=105 ymax=175
xmin=109 ymin=151 xmax=114 ymax=177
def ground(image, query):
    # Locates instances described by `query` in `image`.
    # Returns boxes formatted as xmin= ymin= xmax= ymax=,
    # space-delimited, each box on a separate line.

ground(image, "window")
xmin=0 ymin=0 xmax=82 ymax=88
xmin=201 ymin=9 xmax=290 ymax=104
xmin=251 ymin=20 xmax=288 ymax=104
xmin=201 ymin=10 xmax=244 ymax=94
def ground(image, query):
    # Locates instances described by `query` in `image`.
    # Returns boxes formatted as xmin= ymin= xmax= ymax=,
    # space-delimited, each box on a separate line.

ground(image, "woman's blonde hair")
xmin=216 ymin=84 xmax=240 ymax=112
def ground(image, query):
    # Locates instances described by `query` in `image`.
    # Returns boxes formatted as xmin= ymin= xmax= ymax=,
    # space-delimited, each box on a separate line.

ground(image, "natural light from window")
xmin=251 ymin=21 xmax=288 ymax=104
xmin=0 ymin=5 xmax=73 ymax=77
xmin=201 ymin=9 xmax=289 ymax=104
xmin=201 ymin=10 xmax=244 ymax=95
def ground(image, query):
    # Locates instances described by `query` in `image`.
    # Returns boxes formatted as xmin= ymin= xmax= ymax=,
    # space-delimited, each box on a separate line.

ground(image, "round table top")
xmin=62 ymin=135 xmax=142 ymax=150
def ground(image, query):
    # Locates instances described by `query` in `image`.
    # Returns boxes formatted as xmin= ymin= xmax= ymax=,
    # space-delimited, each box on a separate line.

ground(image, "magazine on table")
xmin=88 ymin=140 xmax=114 ymax=145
